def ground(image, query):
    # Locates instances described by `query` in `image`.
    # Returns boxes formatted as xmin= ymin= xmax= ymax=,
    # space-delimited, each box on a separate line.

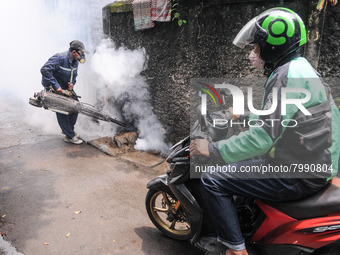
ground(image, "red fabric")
xmin=132 ymin=0 xmax=171 ymax=31
xmin=151 ymin=0 xmax=171 ymax=22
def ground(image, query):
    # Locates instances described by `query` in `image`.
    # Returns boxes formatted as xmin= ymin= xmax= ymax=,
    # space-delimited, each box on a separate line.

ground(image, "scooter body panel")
xmin=254 ymin=198 xmax=340 ymax=249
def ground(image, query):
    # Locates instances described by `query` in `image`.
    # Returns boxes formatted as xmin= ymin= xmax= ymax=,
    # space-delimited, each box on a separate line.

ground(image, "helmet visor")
xmin=233 ymin=9 xmax=273 ymax=49
xmin=233 ymin=17 xmax=258 ymax=49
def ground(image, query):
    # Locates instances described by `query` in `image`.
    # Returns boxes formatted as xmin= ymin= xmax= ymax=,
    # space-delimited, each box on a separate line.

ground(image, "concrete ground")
xmin=0 ymin=98 xmax=203 ymax=255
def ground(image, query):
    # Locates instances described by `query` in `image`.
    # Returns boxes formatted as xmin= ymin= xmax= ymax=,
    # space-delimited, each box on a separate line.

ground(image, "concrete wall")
xmin=103 ymin=0 xmax=340 ymax=144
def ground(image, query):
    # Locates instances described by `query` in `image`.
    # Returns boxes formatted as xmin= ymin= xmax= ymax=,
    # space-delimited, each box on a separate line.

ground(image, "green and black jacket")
xmin=209 ymin=53 xmax=340 ymax=180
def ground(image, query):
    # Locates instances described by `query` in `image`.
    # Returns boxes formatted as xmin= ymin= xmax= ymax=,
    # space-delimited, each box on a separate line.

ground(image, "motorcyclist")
xmin=190 ymin=8 xmax=340 ymax=255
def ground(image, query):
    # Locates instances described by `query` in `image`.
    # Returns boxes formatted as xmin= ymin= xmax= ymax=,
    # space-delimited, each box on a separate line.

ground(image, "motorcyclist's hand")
xmin=227 ymin=107 xmax=240 ymax=121
xmin=68 ymin=82 xmax=74 ymax=91
xmin=189 ymin=139 xmax=210 ymax=157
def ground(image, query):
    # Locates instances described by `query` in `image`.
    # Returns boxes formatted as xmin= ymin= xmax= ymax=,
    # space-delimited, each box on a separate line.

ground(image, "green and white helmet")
xmin=233 ymin=7 xmax=307 ymax=64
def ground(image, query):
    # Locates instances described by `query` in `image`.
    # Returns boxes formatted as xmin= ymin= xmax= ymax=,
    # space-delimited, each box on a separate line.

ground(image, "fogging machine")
xmin=29 ymin=90 xmax=127 ymax=127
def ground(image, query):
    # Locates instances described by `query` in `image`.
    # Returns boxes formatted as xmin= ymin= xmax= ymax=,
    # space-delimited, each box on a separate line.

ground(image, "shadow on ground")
xmin=135 ymin=226 xmax=203 ymax=255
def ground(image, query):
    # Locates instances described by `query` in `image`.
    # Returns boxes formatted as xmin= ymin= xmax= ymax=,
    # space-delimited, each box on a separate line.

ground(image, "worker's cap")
xmin=69 ymin=40 xmax=89 ymax=54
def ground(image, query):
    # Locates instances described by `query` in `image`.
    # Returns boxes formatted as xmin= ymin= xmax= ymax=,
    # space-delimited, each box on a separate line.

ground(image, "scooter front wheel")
xmin=146 ymin=189 xmax=191 ymax=240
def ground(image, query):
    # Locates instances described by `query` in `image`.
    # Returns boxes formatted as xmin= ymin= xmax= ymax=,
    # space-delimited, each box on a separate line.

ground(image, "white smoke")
xmin=0 ymin=0 xmax=169 ymax=153
xmin=85 ymin=39 xmax=169 ymax=153
xmin=0 ymin=0 xmax=63 ymax=134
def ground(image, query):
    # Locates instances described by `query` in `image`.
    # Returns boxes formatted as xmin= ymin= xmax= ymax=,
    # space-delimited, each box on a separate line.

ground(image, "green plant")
xmin=171 ymin=1 xmax=187 ymax=26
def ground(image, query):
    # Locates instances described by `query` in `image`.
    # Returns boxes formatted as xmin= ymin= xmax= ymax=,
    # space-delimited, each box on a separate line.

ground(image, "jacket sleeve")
xmin=217 ymin=126 xmax=274 ymax=164
xmin=216 ymin=72 xmax=286 ymax=164
xmin=40 ymin=54 xmax=61 ymax=90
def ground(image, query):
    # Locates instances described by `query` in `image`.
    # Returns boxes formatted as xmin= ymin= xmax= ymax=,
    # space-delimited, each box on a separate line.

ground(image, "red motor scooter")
xmin=145 ymin=107 xmax=340 ymax=255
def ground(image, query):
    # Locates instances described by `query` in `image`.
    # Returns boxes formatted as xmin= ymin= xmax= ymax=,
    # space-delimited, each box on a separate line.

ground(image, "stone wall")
xmin=103 ymin=0 xmax=340 ymax=144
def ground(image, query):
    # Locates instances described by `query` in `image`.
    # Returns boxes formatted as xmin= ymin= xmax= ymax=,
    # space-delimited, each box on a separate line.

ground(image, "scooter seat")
xmin=266 ymin=177 xmax=340 ymax=219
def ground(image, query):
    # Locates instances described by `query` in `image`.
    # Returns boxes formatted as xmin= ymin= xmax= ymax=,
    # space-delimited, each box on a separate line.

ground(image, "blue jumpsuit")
xmin=41 ymin=51 xmax=79 ymax=139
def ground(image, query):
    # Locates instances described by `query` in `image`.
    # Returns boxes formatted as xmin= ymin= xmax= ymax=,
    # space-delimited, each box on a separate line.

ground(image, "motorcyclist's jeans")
xmin=201 ymin=157 xmax=328 ymax=251
xmin=56 ymin=112 xmax=78 ymax=138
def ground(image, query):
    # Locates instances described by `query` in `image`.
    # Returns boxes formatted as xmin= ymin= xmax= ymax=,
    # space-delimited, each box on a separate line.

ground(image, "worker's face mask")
xmin=249 ymin=47 xmax=265 ymax=70
xmin=76 ymin=50 xmax=86 ymax=64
